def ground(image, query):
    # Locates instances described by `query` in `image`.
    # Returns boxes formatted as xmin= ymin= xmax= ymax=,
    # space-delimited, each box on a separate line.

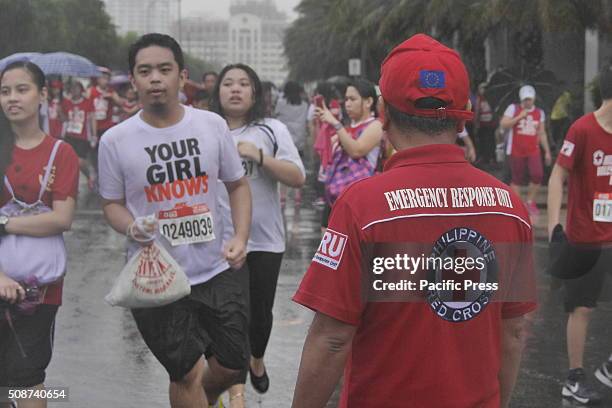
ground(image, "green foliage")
xmin=0 ymin=0 xmax=215 ymax=74
xmin=184 ymin=53 xmax=220 ymax=82
xmin=284 ymin=0 xmax=612 ymax=82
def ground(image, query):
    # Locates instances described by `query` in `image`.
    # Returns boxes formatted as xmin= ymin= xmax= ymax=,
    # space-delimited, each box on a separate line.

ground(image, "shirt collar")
xmin=383 ymin=144 xmax=467 ymax=171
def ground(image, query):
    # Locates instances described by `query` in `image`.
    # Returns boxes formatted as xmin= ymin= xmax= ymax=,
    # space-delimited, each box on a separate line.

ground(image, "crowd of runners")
xmin=0 ymin=29 xmax=611 ymax=408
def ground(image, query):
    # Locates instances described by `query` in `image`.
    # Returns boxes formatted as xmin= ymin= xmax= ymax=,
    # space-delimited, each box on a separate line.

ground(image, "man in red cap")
xmin=291 ymin=34 xmax=536 ymax=408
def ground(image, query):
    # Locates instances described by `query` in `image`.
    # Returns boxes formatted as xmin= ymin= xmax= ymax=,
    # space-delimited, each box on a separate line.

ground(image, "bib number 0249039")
xmin=158 ymin=203 xmax=215 ymax=246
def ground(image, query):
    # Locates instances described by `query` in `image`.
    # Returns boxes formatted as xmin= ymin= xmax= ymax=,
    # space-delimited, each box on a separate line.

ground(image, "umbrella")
xmin=31 ymin=52 xmax=100 ymax=78
xmin=110 ymin=73 xmax=130 ymax=86
xmin=0 ymin=52 xmax=41 ymax=71
xmin=485 ymin=68 xmax=560 ymax=115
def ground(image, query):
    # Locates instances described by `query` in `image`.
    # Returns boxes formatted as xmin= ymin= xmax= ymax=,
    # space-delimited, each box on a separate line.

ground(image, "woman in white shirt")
xmin=210 ymin=63 xmax=306 ymax=407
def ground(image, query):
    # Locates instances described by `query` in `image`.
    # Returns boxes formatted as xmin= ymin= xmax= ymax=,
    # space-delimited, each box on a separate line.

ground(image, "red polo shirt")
xmin=557 ymin=113 xmax=612 ymax=244
xmin=294 ymin=144 xmax=536 ymax=408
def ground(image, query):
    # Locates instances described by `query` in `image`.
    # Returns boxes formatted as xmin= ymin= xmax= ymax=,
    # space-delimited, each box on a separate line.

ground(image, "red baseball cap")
xmin=379 ymin=34 xmax=473 ymax=121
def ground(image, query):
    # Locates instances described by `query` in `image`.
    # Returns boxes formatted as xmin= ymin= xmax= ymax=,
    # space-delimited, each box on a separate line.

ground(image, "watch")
xmin=0 ymin=215 xmax=8 ymax=236
xmin=333 ymin=121 xmax=344 ymax=131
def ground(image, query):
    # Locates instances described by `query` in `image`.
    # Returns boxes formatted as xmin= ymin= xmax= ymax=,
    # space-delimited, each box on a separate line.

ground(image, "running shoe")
xmin=595 ymin=357 xmax=612 ymax=388
xmin=562 ymin=368 xmax=602 ymax=405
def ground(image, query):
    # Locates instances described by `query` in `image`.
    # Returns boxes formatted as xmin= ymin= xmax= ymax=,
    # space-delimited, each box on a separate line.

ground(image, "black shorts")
xmin=563 ymin=248 xmax=612 ymax=312
xmin=0 ymin=305 xmax=58 ymax=387
xmin=64 ymin=136 xmax=90 ymax=159
xmin=131 ymin=268 xmax=249 ymax=382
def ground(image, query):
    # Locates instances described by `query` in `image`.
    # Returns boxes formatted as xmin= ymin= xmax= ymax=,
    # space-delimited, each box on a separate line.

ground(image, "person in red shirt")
xmin=89 ymin=67 xmax=123 ymax=138
xmin=547 ymin=65 xmax=612 ymax=405
xmin=500 ymin=85 xmax=552 ymax=217
xmin=292 ymin=34 xmax=536 ymax=408
xmin=0 ymin=61 xmax=79 ymax=406
xmin=47 ymin=80 xmax=64 ymax=139
xmin=120 ymin=86 xmax=140 ymax=121
xmin=62 ymin=80 xmax=96 ymax=189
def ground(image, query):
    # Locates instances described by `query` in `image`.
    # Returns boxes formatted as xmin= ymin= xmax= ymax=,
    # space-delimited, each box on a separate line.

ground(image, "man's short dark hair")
xmin=600 ymin=65 xmax=612 ymax=101
xmin=128 ymin=33 xmax=184 ymax=74
xmin=386 ymin=97 xmax=458 ymax=135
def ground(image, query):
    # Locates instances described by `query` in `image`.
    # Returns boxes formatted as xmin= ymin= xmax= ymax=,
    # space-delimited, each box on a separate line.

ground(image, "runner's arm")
xmin=101 ymin=198 xmax=135 ymax=236
xmin=110 ymin=90 xmax=125 ymax=106
xmin=224 ymin=177 xmax=252 ymax=244
xmin=292 ymin=312 xmax=356 ymax=408
xmin=500 ymin=110 xmax=527 ymax=129
xmin=90 ymin=114 xmax=97 ymax=140
xmin=337 ymin=120 xmax=383 ymax=159
xmin=237 ymin=142 xmax=305 ymax=188
xmin=547 ymin=164 xmax=568 ymax=239
xmin=4 ymin=197 xmax=75 ymax=237
xmin=261 ymin=155 xmax=305 ymax=187
xmin=499 ymin=315 xmax=529 ymax=408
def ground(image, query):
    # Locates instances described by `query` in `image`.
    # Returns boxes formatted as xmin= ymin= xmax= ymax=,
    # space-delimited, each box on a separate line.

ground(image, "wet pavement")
xmin=43 ymin=164 xmax=612 ymax=407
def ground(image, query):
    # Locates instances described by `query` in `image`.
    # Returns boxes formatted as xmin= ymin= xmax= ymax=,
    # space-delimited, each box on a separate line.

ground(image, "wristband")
xmin=259 ymin=148 xmax=264 ymax=166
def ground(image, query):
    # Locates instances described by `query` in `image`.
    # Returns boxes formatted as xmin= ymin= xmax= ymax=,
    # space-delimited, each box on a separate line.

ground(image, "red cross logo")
xmin=442 ymin=247 xmax=483 ymax=301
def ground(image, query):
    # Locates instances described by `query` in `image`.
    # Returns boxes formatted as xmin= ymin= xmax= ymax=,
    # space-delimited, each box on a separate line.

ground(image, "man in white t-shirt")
xmin=98 ymin=33 xmax=252 ymax=408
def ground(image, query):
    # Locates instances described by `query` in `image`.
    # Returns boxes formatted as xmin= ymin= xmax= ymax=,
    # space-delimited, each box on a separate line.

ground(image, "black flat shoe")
xmin=249 ymin=366 xmax=270 ymax=394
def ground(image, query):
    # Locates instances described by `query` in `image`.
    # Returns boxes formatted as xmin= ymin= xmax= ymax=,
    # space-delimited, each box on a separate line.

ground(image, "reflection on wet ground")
xmin=45 ymin=168 xmax=612 ymax=407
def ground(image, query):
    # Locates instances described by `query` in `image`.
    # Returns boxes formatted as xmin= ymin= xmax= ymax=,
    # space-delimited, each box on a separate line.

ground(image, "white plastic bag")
xmin=105 ymin=243 xmax=191 ymax=308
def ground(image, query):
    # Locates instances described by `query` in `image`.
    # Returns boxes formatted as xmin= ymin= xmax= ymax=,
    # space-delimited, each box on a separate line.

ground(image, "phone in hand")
xmin=314 ymin=95 xmax=325 ymax=109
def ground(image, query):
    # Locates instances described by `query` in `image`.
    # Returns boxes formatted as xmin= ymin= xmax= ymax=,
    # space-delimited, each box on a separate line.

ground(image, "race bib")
xmin=67 ymin=109 xmax=85 ymax=134
xmin=593 ymin=193 xmax=612 ymax=222
xmin=95 ymin=98 xmax=109 ymax=120
xmin=66 ymin=120 xmax=84 ymax=134
xmin=242 ymin=159 xmax=260 ymax=179
xmin=158 ymin=203 xmax=215 ymax=246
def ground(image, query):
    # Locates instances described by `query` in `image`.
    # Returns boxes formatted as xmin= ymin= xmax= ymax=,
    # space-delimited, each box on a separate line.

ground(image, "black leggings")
xmin=247 ymin=251 xmax=283 ymax=358
xmin=236 ymin=251 xmax=283 ymax=383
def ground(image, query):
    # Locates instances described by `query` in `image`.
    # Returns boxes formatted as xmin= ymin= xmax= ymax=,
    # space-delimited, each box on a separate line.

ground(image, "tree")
xmin=284 ymin=0 xmax=612 ymax=83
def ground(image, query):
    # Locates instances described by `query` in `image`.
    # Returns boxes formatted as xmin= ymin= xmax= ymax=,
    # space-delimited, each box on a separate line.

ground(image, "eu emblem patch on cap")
xmin=419 ymin=70 xmax=445 ymax=89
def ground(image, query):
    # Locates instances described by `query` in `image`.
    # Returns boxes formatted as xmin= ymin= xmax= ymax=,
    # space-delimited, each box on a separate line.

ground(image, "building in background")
xmin=181 ymin=18 xmax=229 ymax=67
xmin=102 ymin=0 xmax=177 ymax=36
xmin=178 ymin=0 xmax=289 ymax=85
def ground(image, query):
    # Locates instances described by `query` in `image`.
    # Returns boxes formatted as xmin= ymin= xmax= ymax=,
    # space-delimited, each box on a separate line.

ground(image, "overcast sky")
xmin=180 ymin=0 xmax=301 ymax=21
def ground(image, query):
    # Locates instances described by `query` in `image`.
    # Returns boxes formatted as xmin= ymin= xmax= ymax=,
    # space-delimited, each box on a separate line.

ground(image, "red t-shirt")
xmin=89 ymin=86 xmax=114 ymax=132
xmin=505 ymin=104 xmax=545 ymax=157
xmin=294 ymin=144 xmax=536 ymax=408
xmin=1 ymin=136 xmax=80 ymax=305
xmin=557 ymin=113 xmax=612 ymax=244
xmin=47 ymin=98 xmax=64 ymax=139
xmin=62 ymin=97 xmax=94 ymax=141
